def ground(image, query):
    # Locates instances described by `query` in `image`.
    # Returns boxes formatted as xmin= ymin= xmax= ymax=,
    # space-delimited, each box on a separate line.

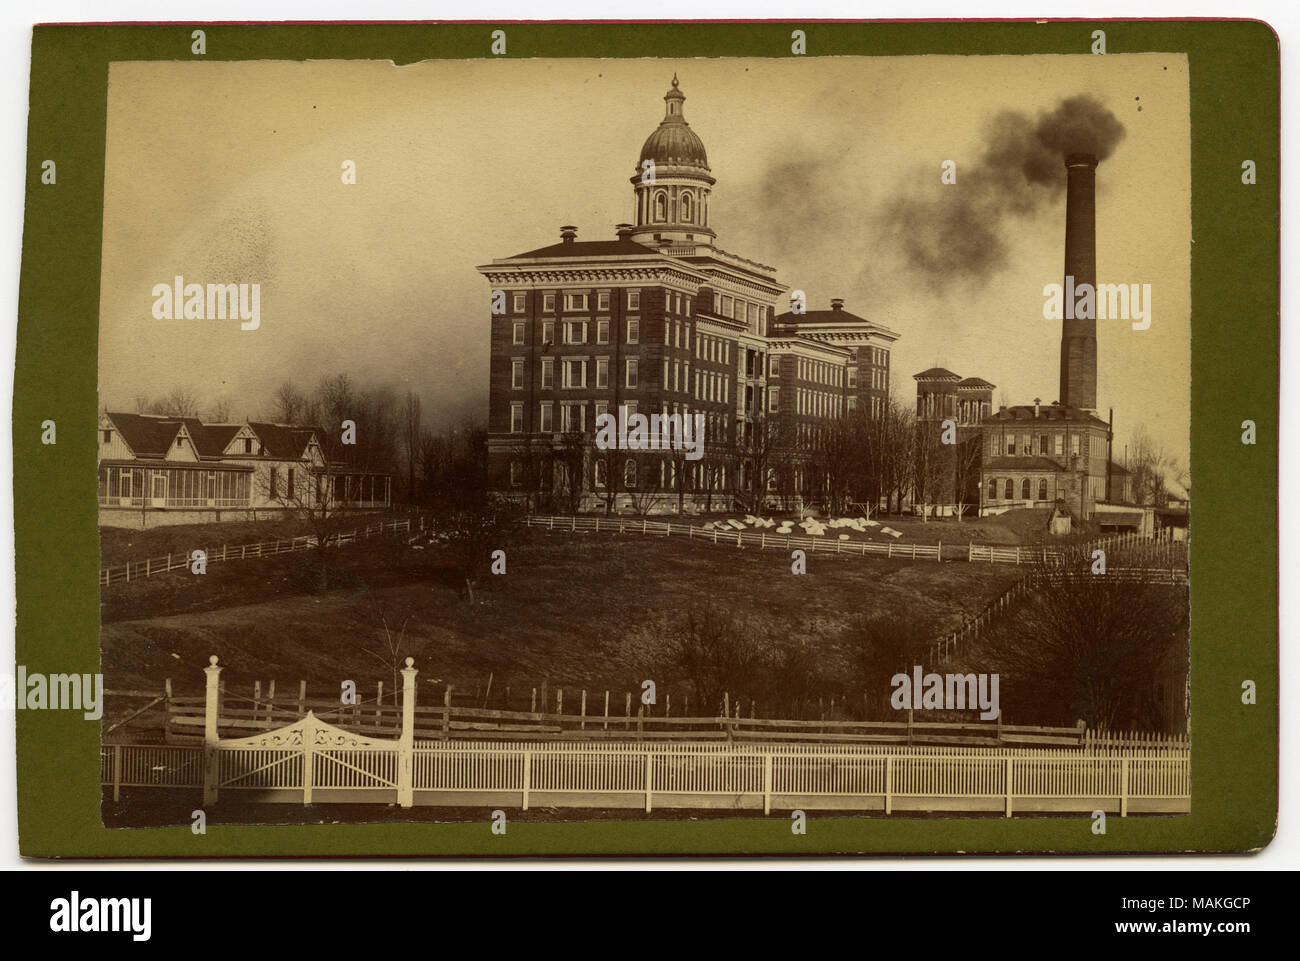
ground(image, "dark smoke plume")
xmin=721 ymin=94 xmax=1125 ymax=306
xmin=883 ymin=95 xmax=1126 ymax=290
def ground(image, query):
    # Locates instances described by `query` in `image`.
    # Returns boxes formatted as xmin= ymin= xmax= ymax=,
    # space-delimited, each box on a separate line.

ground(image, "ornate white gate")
xmin=203 ymin=656 xmax=417 ymax=807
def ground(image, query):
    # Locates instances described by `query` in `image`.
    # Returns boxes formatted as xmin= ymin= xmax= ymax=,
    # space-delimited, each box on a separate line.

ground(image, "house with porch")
xmin=98 ymin=412 xmax=392 ymax=528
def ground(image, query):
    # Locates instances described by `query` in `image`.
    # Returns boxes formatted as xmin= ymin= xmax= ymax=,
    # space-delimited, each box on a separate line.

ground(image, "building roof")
xmin=988 ymin=404 xmax=1109 ymax=427
xmin=913 ymin=367 xmax=961 ymax=381
xmin=247 ymin=422 xmax=317 ymax=460
xmin=506 ymin=238 xmax=658 ymax=260
xmin=773 ymin=306 xmax=873 ymax=327
xmin=957 ymin=377 xmax=996 ymax=389
xmin=1108 ymin=460 xmax=1131 ymax=476
xmin=984 ymin=456 xmax=1063 ymax=472
xmin=179 ymin=418 xmax=242 ymax=459
xmin=104 ymin=412 xmax=183 ymax=458
xmin=638 ymin=75 xmax=709 ymax=169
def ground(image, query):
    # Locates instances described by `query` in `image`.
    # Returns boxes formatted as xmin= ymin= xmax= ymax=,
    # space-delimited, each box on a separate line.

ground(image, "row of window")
xmin=797 ymin=357 xmax=843 ymax=388
xmin=98 ymin=466 xmax=251 ymax=505
xmin=509 ymin=290 xmax=645 ymax=314
xmin=512 ymin=317 xmax=641 ymax=347
xmin=711 ymin=294 xmax=767 ymax=335
xmin=697 ymin=331 xmax=731 ymax=365
xmin=512 ymin=356 xmax=642 ymax=391
xmin=989 ymin=477 xmax=1051 ymax=502
xmin=510 ymin=400 xmax=727 ymax=441
xmin=993 ymin=432 xmax=1096 ymax=457
xmin=510 ymin=455 xmax=728 ymax=492
xmin=645 ymin=188 xmax=704 ymax=226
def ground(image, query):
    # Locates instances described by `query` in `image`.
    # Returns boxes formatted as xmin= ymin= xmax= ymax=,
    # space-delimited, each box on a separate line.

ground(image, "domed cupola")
xmin=629 ymin=75 xmax=717 ymax=250
xmin=639 ymin=76 xmax=710 ymax=168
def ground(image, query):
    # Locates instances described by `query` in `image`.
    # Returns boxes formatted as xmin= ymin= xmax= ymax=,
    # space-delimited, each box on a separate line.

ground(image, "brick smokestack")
xmin=1059 ymin=153 xmax=1098 ymax=411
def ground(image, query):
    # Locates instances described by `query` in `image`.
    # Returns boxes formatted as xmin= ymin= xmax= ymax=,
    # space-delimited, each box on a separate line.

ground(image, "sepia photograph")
xmin=93 ymin=53 xmax=1192 ymax=825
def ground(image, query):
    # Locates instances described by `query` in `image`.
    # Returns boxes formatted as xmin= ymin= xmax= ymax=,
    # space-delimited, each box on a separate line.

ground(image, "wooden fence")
xmin=522 ymin=515 xmax=1186 ymax=568
xmin=100 ymin=655 xmax=1189 ymax=815
xmin=122 ymin=686 xmax=1101 ymax=748
xmin=99 ymin=518 xmax=414 ymax=586
xmin=523 ymin=514 xmax=942 ymax=560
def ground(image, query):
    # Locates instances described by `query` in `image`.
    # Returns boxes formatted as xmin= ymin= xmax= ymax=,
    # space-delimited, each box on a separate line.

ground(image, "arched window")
xmin=1038 ymin=478 xmax=1048 ymax=501
xmin=681 ymin=193 xmax=694 ymax=223
xmin=509 ymin=460 xmax=522 ymax=488
xmin=594 ymin=459 xmax=607 ymax=489
xmin=988 ymin=478 xmax=998 ymax=501
xmin=1004 ymin=479 xmax=1014 ymax=500
xmin=654 ymin=192 xmax=667 ymax=222
xmin=1021 ymin=478 xmax=1032 ymax=500
xmin=624 ymin=458 xmax=637 ymax=489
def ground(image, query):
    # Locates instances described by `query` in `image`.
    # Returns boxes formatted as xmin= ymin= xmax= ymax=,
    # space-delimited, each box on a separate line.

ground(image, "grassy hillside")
xmin=100 ymin=527 xmax=1023 ymax=710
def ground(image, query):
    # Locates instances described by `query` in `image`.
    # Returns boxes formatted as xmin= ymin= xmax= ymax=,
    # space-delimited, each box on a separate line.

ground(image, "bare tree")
xmin=738 ymin=411 xmax=787 ymax=512
xmin=402 ymin=390 xmax=422 ymax=505
xmin=208 ymin=397 xmax=234 ymax=422
xmin=362 ymin=604 xmax=414 ymax=700
xmin=625 ymin=455 xmax=665 ymax=516
xmin=849 ymin=612 xmax=937 ymax=721
xmin=814 ymin=412 xmax=859 ymax=515
xmin=910 ymin=419 xmax=951 ymax=521
xmin=666 ymin=606 xmax=768 ymax=717
xmin=272 ymin=382 xmax=308 ymax=424
xmin=974 ymin=549 xmax=1189 ymax=731
xmin=951 ymin=434 xmax=983 ymax=522
xmin=555 ymin=431 xmax=587 ymax=514
xmin=161 ymin=386 xmax=201 ymax=418
xmin=1128 ymin=424 xmax=1171 ymax=506
xmin=592 ymin=442 xmax=624 ymax=515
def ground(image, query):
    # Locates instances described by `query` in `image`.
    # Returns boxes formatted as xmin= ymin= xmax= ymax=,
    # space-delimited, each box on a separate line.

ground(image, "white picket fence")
xmin=522 ymin=514 xmax=943 ymax=561
xmin=101 ymin=737 xmax=1189 ymax=816
xmin=100 ymin=518 xmax=414 ymax=586
xmin=523 ymin=515 xmax=1185 ymax=568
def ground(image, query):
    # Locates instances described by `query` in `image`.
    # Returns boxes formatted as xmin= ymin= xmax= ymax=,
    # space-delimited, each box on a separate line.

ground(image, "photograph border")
xmin=14 ymin=18 xmax=1278 ymax=856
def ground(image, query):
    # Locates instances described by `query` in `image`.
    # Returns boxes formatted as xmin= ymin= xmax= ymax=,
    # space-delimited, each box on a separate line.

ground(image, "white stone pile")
xmin=692 ymin=514 xmax=907 ymax=540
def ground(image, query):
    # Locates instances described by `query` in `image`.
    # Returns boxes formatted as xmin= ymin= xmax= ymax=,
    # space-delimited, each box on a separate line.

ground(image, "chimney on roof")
xmin=615 ymin=223 xmax=634 ymax=240
xmin=830 ymin=298 xmax=844 ymax=311
xmin=560 ymin=225 xmax=578 ymax=244
xmin=1034 ymin=397 xmax=1041 ymax=417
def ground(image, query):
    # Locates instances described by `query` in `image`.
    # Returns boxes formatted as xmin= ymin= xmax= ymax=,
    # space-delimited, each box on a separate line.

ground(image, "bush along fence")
xmin=99 ymin=517 xmax=417 ymax=587
xmin=100 ymin=656 xmax=1190 ymax=816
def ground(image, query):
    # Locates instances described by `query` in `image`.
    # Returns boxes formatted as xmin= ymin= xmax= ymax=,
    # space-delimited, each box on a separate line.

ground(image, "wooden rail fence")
xmin=100 ymin=518 xmax=415 ymax=586
xmin=522 ymin=515 xmax=1186 ymax=569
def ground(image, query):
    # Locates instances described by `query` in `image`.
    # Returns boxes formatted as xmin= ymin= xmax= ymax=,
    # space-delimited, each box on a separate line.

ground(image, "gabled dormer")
xmin=223 ymin=424 xmax=262 ymax=458
xmin=164 ymin=422 xmax=200 ymax=462
xmin=98 ymin=413 xmax=135 ymax=461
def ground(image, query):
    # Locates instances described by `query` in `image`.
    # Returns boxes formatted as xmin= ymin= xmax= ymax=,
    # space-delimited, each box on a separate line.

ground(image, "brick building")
xmin=478 ymin=76 xmax=899 ymax=511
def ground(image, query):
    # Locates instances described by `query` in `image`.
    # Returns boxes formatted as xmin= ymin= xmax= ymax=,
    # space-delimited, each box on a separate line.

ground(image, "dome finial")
xmin=671 ymin=73 xmax=679 ymax=88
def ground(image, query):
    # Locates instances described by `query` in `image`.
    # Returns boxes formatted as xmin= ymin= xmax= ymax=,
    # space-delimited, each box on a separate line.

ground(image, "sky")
xmin=98 ymin=54 xmax=1191 ymax=466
